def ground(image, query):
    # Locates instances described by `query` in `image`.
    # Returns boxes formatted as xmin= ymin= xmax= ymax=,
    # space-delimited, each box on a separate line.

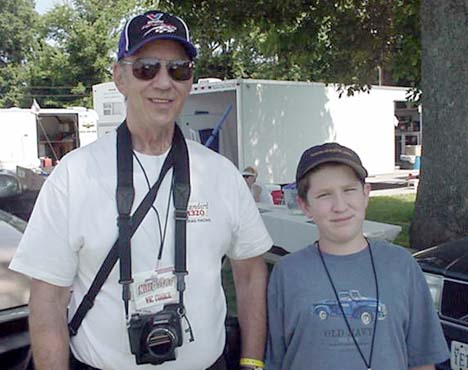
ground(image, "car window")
xmin=350 ymin=290 xmax=360 ymax=299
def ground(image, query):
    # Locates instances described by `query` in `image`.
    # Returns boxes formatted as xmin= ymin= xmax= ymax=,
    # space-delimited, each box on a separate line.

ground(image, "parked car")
xmin=0 ymin=169 xmax=40 ymax=221
xmin=313 ymin=289 xmax=387 ymax=325
xmin=414 ymin=238 xmax=468 ymax=370
xmin=0 ymin=170 xmax=22 ymax=198
xmin=0 ymin=211 xmax=31 ymax=369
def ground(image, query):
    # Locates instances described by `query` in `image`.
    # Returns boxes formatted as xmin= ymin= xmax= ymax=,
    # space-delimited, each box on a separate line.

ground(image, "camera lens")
xmin=146 ymin=327 xmax=176 ymax=358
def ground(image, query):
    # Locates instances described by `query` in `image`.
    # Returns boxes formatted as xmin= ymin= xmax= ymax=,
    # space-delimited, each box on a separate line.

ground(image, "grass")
xmin=222 ymin=193 xmax=417 ymax=312
xmin=366 ymin=193 xmax=416 ymax=247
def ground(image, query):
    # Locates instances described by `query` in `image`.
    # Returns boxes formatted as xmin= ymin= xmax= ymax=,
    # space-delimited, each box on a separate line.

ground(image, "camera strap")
xmin=69 ymin=122 xmax=190 ymax=336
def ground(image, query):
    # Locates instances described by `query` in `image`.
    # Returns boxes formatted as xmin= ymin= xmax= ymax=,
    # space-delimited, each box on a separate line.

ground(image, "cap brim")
xmin=121 ymin=35 xmax=197 ymax=60
xmin=297 ymin=157 xmax=368 ymax=182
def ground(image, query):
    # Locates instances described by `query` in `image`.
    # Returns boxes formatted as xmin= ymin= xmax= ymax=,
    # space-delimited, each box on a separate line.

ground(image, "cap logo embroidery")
xmin=142 ymin=13 xmax=177 ymax=36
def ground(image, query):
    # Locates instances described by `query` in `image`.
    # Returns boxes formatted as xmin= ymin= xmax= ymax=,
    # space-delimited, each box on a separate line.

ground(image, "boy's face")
xmin=297 ymin=164 xmax=371 ymax=250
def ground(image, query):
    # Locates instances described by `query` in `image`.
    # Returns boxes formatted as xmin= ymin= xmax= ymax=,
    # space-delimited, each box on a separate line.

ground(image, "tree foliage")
xmin=1 ymin=0 xmax=141 ymax=108
xmin=153 ymin=0 xmax=421 ymax=95
xmin=0 ymin=0 xmax=37 ymax=64
xmin=0 ymin=0 xmax=38 ymax=107
xmin=1 ymin=0 xmax=421 ymax=107
xmin=28 ymin=0 xmax=142 ymax=108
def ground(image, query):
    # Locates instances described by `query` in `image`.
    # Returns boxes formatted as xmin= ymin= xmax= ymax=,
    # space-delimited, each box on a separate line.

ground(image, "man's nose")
xmin=150 ymin=63 xmax=172 ymax=89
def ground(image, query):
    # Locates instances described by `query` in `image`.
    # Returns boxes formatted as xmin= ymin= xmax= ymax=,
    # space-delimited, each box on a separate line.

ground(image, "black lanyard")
xmin=69 ymin=122 xmax=191 ymax=336
xmin=133 ymin=151 xmax=172 ymax=263
xmin=317 ymin=241 xmax=379 ymax=370
xmin=117 ymin=122 xmax=175 ymax=317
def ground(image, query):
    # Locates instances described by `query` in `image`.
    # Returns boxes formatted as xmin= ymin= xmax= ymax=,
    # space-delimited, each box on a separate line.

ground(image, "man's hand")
xmin=29 ymin=278 xmax=71 ymax=370
xmin=231 ymin=255 xmax=268 ymax=364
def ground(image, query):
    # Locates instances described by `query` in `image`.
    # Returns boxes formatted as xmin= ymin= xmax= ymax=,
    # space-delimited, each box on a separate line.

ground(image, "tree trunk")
xmin=410 ymin=0 xmax=468 ymax=249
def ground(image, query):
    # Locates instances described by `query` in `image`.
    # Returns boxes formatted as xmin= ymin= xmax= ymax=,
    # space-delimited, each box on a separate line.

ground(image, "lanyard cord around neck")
xmin=133 ymin=151 xmax=173 ymax=263
xmin=317 ymin=241 xmax=379 ymax=370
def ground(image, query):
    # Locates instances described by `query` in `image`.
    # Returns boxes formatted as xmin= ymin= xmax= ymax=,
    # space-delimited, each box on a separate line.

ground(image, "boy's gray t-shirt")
xmin=266 ymin=239 xmax=449 ymax=370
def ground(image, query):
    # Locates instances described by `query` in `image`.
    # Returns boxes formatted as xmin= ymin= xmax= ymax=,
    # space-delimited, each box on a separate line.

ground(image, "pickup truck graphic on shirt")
xmin=313 ymin=290 xmax=387 ymax=325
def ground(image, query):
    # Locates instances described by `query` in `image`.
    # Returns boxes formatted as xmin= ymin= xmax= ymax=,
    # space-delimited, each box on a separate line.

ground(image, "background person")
xmin=266 ymin=142 xmax=448 ymax=370
xmin=242 ymin=166 xmax=273 ymax=205
xmin=10 ymin=9 xmax=272 ymax=370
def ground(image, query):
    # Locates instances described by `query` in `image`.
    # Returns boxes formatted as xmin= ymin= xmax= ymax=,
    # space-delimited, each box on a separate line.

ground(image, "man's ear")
xmin=297 ymin=195 xmax=313 ymax=220
xmin=113 ymin=63 xmax=127 ymax=96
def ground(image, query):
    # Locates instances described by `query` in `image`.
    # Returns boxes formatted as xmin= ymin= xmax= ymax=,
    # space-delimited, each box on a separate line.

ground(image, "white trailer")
xmin=0 ymin=107 xmax=98 ymax=171
xmin=0 ymin=110 xmax=39 ymax=171
xmin=92 ymin=83 xmax=126 ymax=137
xmin=92 ymin=79 xmax=407 ymax=184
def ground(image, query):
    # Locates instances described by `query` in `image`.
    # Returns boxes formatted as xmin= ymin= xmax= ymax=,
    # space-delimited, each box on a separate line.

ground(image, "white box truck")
xmin=93 ymin=79 xmax=407 ymax=184
xmin=0 ymin=107 xmax=98 ymax=172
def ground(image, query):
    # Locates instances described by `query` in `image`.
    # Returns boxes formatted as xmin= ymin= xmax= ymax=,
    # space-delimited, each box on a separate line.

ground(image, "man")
xmin=266 ymin=142 xmax=449 ymax=370
xmin=10 ymin=10 xmax=271 ymax=370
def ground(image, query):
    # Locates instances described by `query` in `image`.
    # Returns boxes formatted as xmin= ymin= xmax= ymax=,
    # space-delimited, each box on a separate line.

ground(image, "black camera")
xmin=128 ymin=304 xmax=183 ymax=365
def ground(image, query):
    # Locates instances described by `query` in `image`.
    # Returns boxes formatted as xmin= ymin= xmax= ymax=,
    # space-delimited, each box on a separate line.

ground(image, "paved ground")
xmin=367 ymin=169 xmax=419 ymax=197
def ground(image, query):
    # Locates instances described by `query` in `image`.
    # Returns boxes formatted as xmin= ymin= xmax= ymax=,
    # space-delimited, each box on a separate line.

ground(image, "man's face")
xmin=114 ymin=39 xmax=193 ymax=131
xmin=297 ymin=164 xmax=370 ymax=249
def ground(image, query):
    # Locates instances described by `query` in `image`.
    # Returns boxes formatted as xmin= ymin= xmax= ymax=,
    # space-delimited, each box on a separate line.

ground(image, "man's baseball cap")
xmin=117 ymin=10 xmax=197 ymax=61
xmin=296 ymin=142 xmax=368 ymax=183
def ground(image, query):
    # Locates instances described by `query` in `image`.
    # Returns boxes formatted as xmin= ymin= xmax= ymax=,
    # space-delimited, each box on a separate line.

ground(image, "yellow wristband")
xmin=239 ymin=358 xmax=265 ymax=368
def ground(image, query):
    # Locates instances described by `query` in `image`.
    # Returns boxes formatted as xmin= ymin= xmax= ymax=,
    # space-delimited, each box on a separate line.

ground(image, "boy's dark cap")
xmin=117 ymin=10 xmax=197 ymax=61
xmin=296 ymin=142 xmax=368 ymax=183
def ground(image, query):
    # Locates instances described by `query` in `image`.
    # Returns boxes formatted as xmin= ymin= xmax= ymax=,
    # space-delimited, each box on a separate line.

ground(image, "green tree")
xmin=0 ymin=0 xmax=38 ymax=107
xmin=3 ymin=1 xmax=422 ymax=106
xmin=28 ymin=0 xmax=140 ymax=107
xmin=3 ymin=1 xmax=421 ymax=106
xmin=410 ymin=0 xmax=468 ymax=249
xmin=153 ymin=0 xmax=421 ymax=95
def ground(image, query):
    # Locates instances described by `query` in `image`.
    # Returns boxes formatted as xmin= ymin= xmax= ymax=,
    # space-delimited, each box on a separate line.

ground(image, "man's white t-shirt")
xmin=10 ymin=131 xmax=272 ymax=370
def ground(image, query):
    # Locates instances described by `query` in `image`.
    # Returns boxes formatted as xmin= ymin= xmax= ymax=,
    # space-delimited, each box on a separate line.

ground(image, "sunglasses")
xmin=120 ymin=58 xmax=194 ymax=82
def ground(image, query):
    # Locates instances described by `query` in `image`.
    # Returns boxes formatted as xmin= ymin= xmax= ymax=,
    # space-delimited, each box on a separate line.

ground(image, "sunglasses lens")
xmin=129 ymin=59 xmax=193 ymax=81
xmin=168 ymin=61 xmax=193 ymax=81
xmin=132 ymin=60 xmax=160 ymax=80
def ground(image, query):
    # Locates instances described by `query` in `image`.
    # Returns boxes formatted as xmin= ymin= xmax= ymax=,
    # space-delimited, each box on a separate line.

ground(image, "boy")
xmin=266 ymin=143 xmax=449 ymax=370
